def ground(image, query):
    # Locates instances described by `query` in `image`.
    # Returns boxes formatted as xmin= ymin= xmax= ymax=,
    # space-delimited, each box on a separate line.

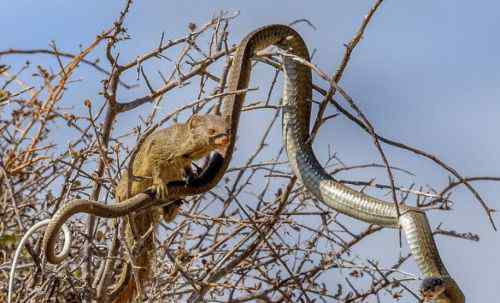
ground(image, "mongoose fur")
xmin=111 ymin=114 xmax=228 ymax=302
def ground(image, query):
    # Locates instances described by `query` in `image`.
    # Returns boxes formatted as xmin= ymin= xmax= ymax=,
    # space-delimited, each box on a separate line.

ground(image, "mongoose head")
xmin=184 ymin=114 xmax=229 ymax=160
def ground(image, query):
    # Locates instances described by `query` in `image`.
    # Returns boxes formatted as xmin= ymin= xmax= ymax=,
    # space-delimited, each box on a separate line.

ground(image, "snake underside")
xmin=226 ymin=24 xmax=464 ymax=303
xmin=41 ymin=24 xmax=465 ymax=303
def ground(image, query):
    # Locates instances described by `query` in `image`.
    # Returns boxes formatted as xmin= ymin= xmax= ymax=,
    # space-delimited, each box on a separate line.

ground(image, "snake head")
xmin=420 ymin=277 xmax=465 ymax=303
xmin=420 ymin=277 xmax=446 ymax=301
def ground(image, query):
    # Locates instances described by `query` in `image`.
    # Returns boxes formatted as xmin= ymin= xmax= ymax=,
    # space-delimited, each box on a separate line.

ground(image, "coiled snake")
xmin=39 ymin=25 xmax=464 ymax=302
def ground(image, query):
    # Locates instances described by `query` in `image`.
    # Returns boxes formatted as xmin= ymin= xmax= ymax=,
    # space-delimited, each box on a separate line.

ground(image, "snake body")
xmin=42 ymin=156 xmax=225 ymax=264
xmin=230 ymin=24 xmax=464 ymax=302
xmin=41 ymin=24 xmax=464 ymax=302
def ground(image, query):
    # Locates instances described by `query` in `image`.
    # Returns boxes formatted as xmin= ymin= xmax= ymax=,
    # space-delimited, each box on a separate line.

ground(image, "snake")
xmin=39 ymin=24 xmax=464 ymax=302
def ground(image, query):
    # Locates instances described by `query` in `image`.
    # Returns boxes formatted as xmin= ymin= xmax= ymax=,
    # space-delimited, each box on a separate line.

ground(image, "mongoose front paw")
xmin=153 ymin=182 xmax=167 ymax=200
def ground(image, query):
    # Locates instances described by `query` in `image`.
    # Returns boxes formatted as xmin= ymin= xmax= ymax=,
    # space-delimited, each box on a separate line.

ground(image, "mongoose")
xmin=112 ymin=114 xmax=229 ymax=302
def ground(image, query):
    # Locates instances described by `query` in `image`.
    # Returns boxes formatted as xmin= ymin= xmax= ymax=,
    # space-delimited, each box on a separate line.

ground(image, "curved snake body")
xmin=42 ymin=24 xmax=464 ymax=302
xmin=225 ymin=24 xmax=464 ymax=302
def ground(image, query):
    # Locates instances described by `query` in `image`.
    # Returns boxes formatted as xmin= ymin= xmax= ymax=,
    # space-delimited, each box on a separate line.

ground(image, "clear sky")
xmin=2 ymin=0 xmax=499 ymax=301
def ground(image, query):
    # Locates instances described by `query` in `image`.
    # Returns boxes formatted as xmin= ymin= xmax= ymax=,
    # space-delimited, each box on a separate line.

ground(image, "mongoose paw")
xmin=153 ymin=182 xmax=168 ymax=200
xmin=162 ymin=200 xmax=183 ymax=222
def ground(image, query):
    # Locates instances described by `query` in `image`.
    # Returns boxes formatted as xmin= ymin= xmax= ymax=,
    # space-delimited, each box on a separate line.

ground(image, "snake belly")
xmin=41 ymin=23 xmax=465 ymax=303
xmin=227 ymin=24 xmax=464 ymax=302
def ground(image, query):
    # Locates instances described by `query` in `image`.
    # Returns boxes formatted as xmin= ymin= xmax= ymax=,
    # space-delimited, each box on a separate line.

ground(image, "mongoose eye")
xmin=208 ymin=129 xmax=216 ymax=135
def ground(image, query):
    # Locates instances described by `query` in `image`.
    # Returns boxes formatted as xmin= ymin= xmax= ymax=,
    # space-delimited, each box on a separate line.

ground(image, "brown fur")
xmin=111 ymin=114 xmax=228 ymax=302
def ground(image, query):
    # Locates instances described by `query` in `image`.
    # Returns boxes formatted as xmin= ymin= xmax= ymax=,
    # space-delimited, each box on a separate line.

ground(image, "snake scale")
xmin=41 ymin=25 xmax=464 ymax=302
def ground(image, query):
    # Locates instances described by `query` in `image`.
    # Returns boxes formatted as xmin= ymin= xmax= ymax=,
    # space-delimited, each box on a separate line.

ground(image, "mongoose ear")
xmin=187 ymin=115 xmax=203 ymax=130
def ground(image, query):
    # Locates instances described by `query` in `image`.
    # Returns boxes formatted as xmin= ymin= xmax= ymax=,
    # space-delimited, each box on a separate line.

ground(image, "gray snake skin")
xmin=41 ymin=24 xmax=464 ymax=303
xmin=243 ymin=25 xmax=463 ymax=302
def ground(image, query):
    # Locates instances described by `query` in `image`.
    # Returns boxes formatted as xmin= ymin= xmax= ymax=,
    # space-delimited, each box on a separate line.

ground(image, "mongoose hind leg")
xmin=161 ymin=166 xmax=193 ymax=223
xmin=162 ymin=200 xmax=185 ymax=223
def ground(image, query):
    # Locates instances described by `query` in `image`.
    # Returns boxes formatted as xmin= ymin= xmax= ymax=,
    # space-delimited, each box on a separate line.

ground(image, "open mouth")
xmin=212 ymin=134 xmax=229 ymax=155
xmin=214 ymin=134 xmax=229 ymax=147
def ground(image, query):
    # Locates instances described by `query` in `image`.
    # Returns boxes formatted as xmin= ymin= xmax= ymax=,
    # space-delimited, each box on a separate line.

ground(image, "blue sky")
xmin=2 ymin=1 xmax=499 ymax=301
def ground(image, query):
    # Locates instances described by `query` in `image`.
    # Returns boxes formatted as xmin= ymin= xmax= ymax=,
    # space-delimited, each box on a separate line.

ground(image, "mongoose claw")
xmin=153 ymin=182 xmax=168 ymax=200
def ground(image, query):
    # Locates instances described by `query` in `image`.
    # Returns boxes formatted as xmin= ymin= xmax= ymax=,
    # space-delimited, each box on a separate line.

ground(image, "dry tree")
xmin=1 ymin=1 xmax=497 ymax=302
